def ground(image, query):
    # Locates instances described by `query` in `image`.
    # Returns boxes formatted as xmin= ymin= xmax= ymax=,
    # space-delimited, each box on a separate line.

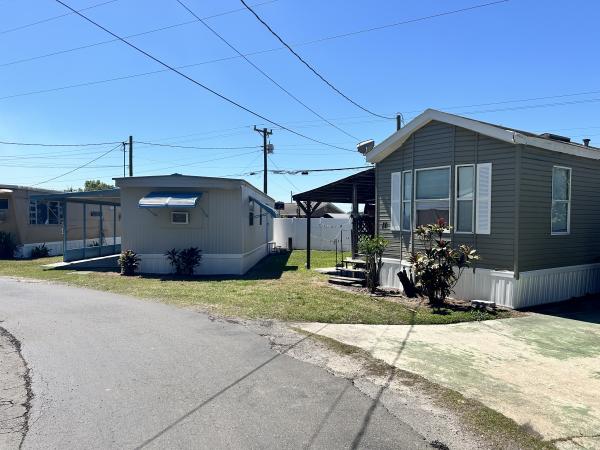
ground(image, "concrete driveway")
xmin=0 ymin=277 xmax=427 ymax=449
xmin=298 ymin=302 xmax=600 ymax=449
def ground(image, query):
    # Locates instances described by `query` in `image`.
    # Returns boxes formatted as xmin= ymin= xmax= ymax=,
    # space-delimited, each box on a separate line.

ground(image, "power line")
xmin=53 ymin=0 xmax=355 ymax=153
xmin=0 ymin=0 xmax=119 ymax=36
xmin=240 ymin=0 xmax=396 ymax=120
xmin=176 ymin=0 xmax=359 ymax=141
xmin=31 ymin=143 xmax=122 ymax=186
xmin=134 ymin=140 xmax=260 ymax=150
xmin=0 ymin=139 xmax=121 ymax=147
xmin=0 ymin=0 xmax=281 ymax=69
xmin=135 ymin=149 xmax=261 ymax=174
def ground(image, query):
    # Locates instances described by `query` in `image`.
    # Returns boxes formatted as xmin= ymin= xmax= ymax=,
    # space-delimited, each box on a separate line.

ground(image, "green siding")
xmin=376 ymin=121 xmax=516 ymax=270
xmin=518 ymin=146 xmax=600 ymax=271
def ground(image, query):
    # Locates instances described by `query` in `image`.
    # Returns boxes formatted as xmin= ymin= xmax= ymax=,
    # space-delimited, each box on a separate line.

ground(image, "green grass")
xmin=0 ymin=251 xmax=512 ymax=325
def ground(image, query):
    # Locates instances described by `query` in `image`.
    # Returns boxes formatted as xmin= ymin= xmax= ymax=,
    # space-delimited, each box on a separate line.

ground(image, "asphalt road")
xmin=0 ymin=277 xmax=427 ymax=449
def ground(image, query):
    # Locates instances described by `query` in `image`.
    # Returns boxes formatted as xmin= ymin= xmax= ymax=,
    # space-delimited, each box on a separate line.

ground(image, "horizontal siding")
xmin=518 ymin=146 xmax=600 ymax=271
xmin=376 ymin=121 xmax=516 ymax=270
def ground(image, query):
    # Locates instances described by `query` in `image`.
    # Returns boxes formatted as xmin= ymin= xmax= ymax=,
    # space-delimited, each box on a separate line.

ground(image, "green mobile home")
xmin=366 ymin=109 xmax=600 ymax=308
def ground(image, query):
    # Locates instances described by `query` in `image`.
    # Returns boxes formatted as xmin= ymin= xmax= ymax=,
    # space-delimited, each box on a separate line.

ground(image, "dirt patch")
xmin=0 ymin=326 xmax=32 ymax=449
xmin=238 ymin=318 xmax=552 ymax=450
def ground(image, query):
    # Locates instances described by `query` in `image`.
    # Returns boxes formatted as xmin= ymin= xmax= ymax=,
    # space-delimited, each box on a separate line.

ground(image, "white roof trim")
xmin=366 ymin=109 xmax=600 ymax=162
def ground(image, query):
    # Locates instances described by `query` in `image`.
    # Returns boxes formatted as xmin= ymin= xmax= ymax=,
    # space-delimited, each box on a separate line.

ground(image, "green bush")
xmin=118 ymin=249 xmax=140 ymax=276
xmin=408 ymin=219 xmax=479 ymax=306
xmin=358 ymin=235 xmax=388 ymax=293
xmin=30 ymin=243 xmax=50 ymax=259
xmin=165 ymin=247 xmax=202 ymax=276
xmin=0 ymin=232 xmax=19 ymax=259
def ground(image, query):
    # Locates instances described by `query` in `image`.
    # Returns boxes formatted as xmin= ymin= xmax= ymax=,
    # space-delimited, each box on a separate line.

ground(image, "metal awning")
xmin=139 ymin=192 xmax=202 ymax=208
xmin=249 ymin=196 xmax=277 ymax=218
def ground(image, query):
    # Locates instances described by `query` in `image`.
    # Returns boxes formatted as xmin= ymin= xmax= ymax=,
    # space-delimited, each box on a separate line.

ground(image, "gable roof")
xmin=366 ymin=109 xmax=600 ymax=163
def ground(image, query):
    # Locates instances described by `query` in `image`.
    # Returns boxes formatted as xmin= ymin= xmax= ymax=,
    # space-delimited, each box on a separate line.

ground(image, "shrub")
xmin=118 ymin=249 xmax=140 ymax=276
xmin=408 ymin=219 xmax=479 ymax=306
xmin=358 ymin=235 xmax=388 ymax=293
xmin=165 ymin=247 xmax=202 ymax=276
xmin=30 ymin=243 xmax=50 ymax=259
xmin=0 ymin=232 xmax=19 ymax=259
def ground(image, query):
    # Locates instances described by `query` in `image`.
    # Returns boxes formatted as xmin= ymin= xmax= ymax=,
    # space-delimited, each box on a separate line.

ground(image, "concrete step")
xmin=328 ymin=276 xmax=366 ymax=287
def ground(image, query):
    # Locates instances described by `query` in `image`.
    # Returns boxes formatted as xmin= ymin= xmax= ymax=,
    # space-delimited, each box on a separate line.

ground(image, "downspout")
xmin=514 ymin=145 xmax=522 ymax=280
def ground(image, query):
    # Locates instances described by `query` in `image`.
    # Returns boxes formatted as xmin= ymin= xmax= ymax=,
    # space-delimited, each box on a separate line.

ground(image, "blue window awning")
xmin=139 ymin=192 xmax=202 ymax=208
xmin=249 ymin=196 xmax=277 ymax=218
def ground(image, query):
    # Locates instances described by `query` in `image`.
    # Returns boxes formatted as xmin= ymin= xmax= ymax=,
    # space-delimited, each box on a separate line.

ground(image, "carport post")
xmin=296 ymin=200 xmax=321 ymax=270
xmin=113 ymin=205 xmax=117 ymax=254
xmin=351 ymin=182 xmax=358 ymax=258
xmin=99 ymin=205 xmax=103 ymax=257
xmin=62 ymin=201 xmax=67 ymax=262
xmin=82 ymin=203 xmax=86 ymax=260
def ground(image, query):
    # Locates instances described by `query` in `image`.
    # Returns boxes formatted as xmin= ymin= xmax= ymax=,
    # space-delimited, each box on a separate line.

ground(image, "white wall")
xmin=273 ymin=218 xmax=351 ymax=251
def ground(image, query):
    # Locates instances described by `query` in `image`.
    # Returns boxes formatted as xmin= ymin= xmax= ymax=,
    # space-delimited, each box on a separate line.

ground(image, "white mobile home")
xmin=114 ymin=174 xmax=275 ymax=275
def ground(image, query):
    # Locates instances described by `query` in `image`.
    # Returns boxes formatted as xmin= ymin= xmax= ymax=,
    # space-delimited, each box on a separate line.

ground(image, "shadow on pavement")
xmin=525 ymin=295 xmax=600 ymax=325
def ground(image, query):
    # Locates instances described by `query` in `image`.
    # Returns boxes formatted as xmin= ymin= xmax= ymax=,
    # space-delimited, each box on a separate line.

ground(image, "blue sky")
xmin=1 ymin=0 xmax=599 ymax=202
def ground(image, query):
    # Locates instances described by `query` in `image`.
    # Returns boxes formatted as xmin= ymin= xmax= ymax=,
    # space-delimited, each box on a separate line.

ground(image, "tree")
xmin=408 ymin=219 xmax=479 ymax=306
xmin=83 ymin=180 xmax=114 ymax=191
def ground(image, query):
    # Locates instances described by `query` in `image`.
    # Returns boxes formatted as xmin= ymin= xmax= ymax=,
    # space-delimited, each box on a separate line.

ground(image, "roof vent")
xmin=538 ymin=133 xmax=571 ymax=143
xmin=583 ymin=138 xmax=591 ymax=147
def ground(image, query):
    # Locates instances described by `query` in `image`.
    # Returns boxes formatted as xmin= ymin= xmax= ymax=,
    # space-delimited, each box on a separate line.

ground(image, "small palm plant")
xmin=118 ymin=250 xmax=140 ymax=276
xmin=358 ymin=236 xmax=388 ymax=293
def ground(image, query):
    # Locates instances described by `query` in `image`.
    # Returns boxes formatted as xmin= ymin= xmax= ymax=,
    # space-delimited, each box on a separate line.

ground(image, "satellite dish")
xmin=356 ymin=139 xmax=375 ymax=155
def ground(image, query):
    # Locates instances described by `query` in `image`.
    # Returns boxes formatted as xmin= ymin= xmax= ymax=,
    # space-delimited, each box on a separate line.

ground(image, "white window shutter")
xmin=390 ymin=172 xmax=401 ymax=231
xmin=476 ymin=163 xmax=492 ymax=234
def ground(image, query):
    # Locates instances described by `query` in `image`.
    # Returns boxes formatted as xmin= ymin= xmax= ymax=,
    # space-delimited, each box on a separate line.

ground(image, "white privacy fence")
xmin=273 ymin=218 xmax=352 ymax=251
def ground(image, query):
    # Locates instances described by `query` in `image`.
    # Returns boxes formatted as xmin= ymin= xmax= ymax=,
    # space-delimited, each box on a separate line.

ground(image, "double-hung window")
xmin=401 ymin=171 xmax=412 ymax=231
xmin=455 ymin=165 xmax=475 ymax=233
xmin=415 ymin=167 xmax=450 ymax=227
xmin=551 ymin=166 xmax=571 ymax=235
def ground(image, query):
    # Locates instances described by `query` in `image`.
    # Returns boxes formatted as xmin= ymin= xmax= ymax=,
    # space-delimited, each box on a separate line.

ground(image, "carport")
xmin=30 ymin=189 xmax=121 ymax=262
xmin=292 ymin=169 xmax=375 ymax=269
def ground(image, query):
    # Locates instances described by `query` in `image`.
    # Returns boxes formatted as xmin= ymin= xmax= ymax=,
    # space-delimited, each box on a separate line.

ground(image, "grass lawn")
xmin=0 ymin=250 xmax=512 ymax=325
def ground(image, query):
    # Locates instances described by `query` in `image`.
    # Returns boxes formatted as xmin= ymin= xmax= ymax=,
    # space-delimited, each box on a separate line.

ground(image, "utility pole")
xmin=122 ymin=141 xmax=127 ymax=177
xmin=253 ymin=126 xmax=272 ymax=194
xmin=128 ymin=135 xmax=133 ymax=177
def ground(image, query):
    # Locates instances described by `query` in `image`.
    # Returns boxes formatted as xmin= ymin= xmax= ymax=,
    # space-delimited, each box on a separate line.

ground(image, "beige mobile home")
xmin=114 ymin=174 xmax=275 ymax=275
xmin=0 ymin=185 xmax=119 ymax=258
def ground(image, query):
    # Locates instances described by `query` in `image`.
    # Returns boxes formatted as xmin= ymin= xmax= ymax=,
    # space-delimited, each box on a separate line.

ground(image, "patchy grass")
xmin=300 ymin=330 xmax=556 ymax=450
xmin=0 ymin=251 xmax=512 ymax=325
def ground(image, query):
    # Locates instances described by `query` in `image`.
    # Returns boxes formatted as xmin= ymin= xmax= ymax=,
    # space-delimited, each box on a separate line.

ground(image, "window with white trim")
xmin=551 ymin=166 xmax=571 ymax=235
xmin=171 ymin=211 xmax=189 ymax=225
xmin=455 ymin=165 xmax=475 ymax=233
xmin=415 ymin=167 xmax=450 ymax=227
xmin=29 ymin=200 xmax=63 ymax=225
xmin=401 ymin=170 xmax=412 ymax=231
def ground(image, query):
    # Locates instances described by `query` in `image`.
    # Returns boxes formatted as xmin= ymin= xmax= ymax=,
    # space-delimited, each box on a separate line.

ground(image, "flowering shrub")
xmin=408 ymin=219 xmax=479 ymax=305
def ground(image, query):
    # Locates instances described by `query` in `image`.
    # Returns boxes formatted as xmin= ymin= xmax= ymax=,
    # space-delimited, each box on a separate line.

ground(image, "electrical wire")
xmin=267 ymin=155 xmax=300 ymax=191
xmin=0 ymin=0 xmax=281 ymax=69
xmin=0 ymin=0 xmax=119 ymax=35
xmin=31 ymin=143 xmax=122 ymax=186
xmin=0 ymin=139 xmax=122 ymax=147
xmin=134 ymin=140 xmax=260 ymax=150
xmin=53 ymin=0 xmax=355 ymax=153
xmin=135 ymin=149 xmax=261 ymax=174
xmin=176 ymin=0 xmax=359 ymax=141
xmin=240 ymin=0 xmax=396 ymax=120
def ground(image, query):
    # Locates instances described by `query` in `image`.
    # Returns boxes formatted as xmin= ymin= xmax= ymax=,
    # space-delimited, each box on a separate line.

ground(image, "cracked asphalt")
xmin=0 ymin=277 xmax=429 ymax=449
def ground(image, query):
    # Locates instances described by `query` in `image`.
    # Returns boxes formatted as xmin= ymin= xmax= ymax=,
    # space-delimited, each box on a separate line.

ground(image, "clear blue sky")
xmin=1 ymin=0 xmax=599 ymax=202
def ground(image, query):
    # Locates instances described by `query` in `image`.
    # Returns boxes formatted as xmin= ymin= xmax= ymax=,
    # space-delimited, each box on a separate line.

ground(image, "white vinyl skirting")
xmin=380 ymin=258 xmax=600 ymax=309
xmin=17 ymin=237 xmax=121 ymax=258
xmin=137 ymin=243 xmax=269 ymax=275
